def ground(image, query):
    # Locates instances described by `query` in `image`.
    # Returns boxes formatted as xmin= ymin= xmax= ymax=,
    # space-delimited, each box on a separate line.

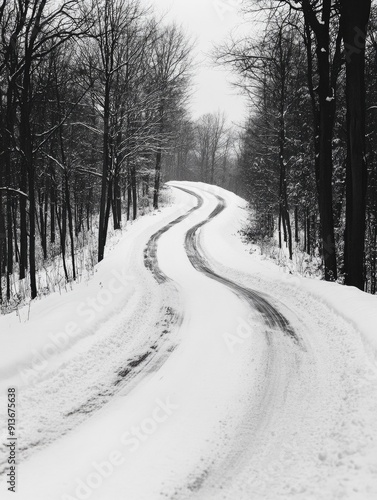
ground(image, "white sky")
xmin=147 ymin=0 xmax=249 ymax=125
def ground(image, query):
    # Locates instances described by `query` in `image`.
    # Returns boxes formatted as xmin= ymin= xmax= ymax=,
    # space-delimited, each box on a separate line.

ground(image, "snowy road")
xmin=1 ymin=182 xmax=376 ymax=500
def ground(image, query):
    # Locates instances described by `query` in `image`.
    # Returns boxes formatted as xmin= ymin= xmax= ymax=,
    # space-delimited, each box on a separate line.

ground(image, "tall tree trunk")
xmin=153 ymin=104 xmax=164 ymax=210
xmin=28 ymin=163 xmax=37 ymax=299
xmin=39 ymin=189 xmax=47 ymax=260
xmin=64 ymin=172 xmax=76 ymax=281
xmin=112 ymin=172 xmax=121 ymax=230
xmin=127 ymin=163 xmax=132 ymax=221
xmin=19 ymin=166 xmax=28 ymax=280
xmin=295 ymin=206 xmax=299 ymax=243
xmin=20 ymin=58 xmax=37 ymax=299
xmin=98 ymin=80 xmax=111 ymax=262
xmin=341 ymin=0 xmax=371 ymax=290
xmin=4 ymin=85 xmax=14 ymax=291
xmin=316 ymin=26 xmax=337 ymax=281
xmin=12 ymin=199 xmax=20 ymax=264
xmin=153 ymin=148 xmax=162 ymax=210
xmin=131 ymin=165 xmax=137 ymax=220
xmin=50 ymin=181 xmax=56 ymax=244
xmin=303 ymin=2 xmax=342 ymax=281
xmin=306 ymin=207 xmax=311 ymax=255
xmin=56 ymin=198 xmax=69 ymax=283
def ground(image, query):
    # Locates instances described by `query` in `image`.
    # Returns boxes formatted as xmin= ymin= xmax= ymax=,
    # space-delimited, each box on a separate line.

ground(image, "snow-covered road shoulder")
xmin=194 ymin=181 xmax=377 ymax=499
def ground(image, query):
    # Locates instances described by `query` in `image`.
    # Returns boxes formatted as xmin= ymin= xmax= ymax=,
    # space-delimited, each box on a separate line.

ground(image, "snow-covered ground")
xmin=0 ymin=182 xmax=376 ymax=500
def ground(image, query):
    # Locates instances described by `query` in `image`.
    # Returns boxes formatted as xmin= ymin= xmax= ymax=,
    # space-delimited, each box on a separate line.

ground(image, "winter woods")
xmin=1 ymin=0 xmax=376 ymax=307
xmin=217 ymin=0 xmax=376 ymax=292
xmin=0 ymin=0 xmax=193 ymax=305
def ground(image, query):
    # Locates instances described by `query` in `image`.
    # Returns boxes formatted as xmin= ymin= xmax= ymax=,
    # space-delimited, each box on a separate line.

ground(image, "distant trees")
xmin=161 ymin=110 xmax=238 ymax=190
xmin=195 ymin=112 xmax=227 ymax=184
xmin=193 ymin=111 xmax=237 ymax=187
xmin=0 ymin=0 xmax=193 ymax=305
xmin=163 ymin=116 xmax=196 ymax=181
xmin=216 ymin=12 xmax=311 ymax=261
xmin=150 ymin=24 xmax=193 ymax=209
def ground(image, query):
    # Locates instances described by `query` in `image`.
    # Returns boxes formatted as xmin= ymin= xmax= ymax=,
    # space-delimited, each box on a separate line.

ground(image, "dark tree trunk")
xmin=39 ymin=190 xmax=47 ymax=260
xmin=86 ymin=187 xmax=92 ymax=232
xmin=153 ymin=104 xmax=164 ymax=210
xmin=112 ymin=172 xmax=121 ymax=230
xmin=57 ymin=199 xmax=69 ymax=283
xmin=341 ymin=0 xmax=371 ymax=290
xmin=4 ymin=85 xmax=14 ymax=286
xmin=316 ymin=23 xmax=338 ymax=281
xmin=278 ymin=209 xmax=282 ymax=249
xmin=103 ymin=176 xmax=113 ymax=246
xmin=153 ymin=148 xmax=162 ymax=210
xmin=131 ymin=165 xmax=137 ymax=220
xmin=303 ymin=1 xmax=342 ymax=281
xmin=12 ymin=199 xmax=20 ymax=264
xmin=127 ymin=163 xmax=132 ymax=221
xmin=28 ymin=163 xmax=37 ymax=299
xmin=20 ymin=57 xmax=37 ymax=299
xmin=64 ymin=172 xmax=76 ymax=281
xmin=306 ymin=208 xmax=311 ymax=255
xmin=19 ymin=166 xmax=28 ymax=280
xmin=98 ymin=80 xmax=111 ymax=263
xmin=50 ymin=182 xmax=56 ymax=244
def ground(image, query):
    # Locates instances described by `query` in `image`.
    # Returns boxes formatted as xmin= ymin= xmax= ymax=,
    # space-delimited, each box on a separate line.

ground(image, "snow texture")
xmin=0 ymin=182 xmax=376 ymax=500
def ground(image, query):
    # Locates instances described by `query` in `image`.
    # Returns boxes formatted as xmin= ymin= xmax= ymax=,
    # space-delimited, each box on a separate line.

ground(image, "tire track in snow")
xmin=167 ymin=184 xmax=305 ymax=498
xmin=61 ymin=193 xmax=206 ymax=413
xmin=174 ymin=186 xmax=301 ymax=346
xmin=144 ymin=188 xmax=203 ymax=284
xmin=8 ymin=192 xmax=207 ymax=474
xmin=61 ymin=190 xmax=206 ymax=416
xmin=113 ymin=190 xmax=206 ymax=387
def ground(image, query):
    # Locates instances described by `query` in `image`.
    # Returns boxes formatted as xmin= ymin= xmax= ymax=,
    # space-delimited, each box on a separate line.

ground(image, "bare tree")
xmin=341 ymin=0 xmax=371 ymax=289
xmin=195 ymin=112 xmax=227 ymax=185
xmin=150 ymin=23 xmax=192 ymax=209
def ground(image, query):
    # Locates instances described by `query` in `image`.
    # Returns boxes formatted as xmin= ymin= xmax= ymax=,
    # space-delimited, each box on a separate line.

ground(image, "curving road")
xmin=141 ymin=183 xmax=314 ymax=499
xmin=178 ymin=186 xmax=301 ymax=347
xmin=6 ymin=181 xmax=375 ymax=500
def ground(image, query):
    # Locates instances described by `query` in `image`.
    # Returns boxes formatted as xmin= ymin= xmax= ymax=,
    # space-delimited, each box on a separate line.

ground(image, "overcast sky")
xmin=147 ymin=0 xmax=249 ymax=125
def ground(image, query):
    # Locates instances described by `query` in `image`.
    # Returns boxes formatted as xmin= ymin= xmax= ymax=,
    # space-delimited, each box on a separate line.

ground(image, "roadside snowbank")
xmin=192 ymin=182 xmax=377 ymax=361
xmin=0 ymin=187 xmax=196 ymax=476
xmin=0 ymin=189 xmax=185 ymax=391
xmin=181 ymin=182 xmax=377 ymax=500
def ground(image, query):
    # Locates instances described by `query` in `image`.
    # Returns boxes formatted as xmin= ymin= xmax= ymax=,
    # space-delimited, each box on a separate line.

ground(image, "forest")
xmin=0 ymin=0 xmax=195 ymax=306
xmin=0 ymin=0 xmax=376 ymax=310
xmin=216 ymin=0 xmax=376 ymax=293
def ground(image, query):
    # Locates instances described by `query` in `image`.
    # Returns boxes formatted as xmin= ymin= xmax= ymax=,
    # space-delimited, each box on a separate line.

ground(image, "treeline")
xmin=163 ymin=111 xmax=239 ymax=192
xmin=217 ymin=0 xmax=376 ymax=292
xmin=0 ymin=0 xmax=192 ymax=304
